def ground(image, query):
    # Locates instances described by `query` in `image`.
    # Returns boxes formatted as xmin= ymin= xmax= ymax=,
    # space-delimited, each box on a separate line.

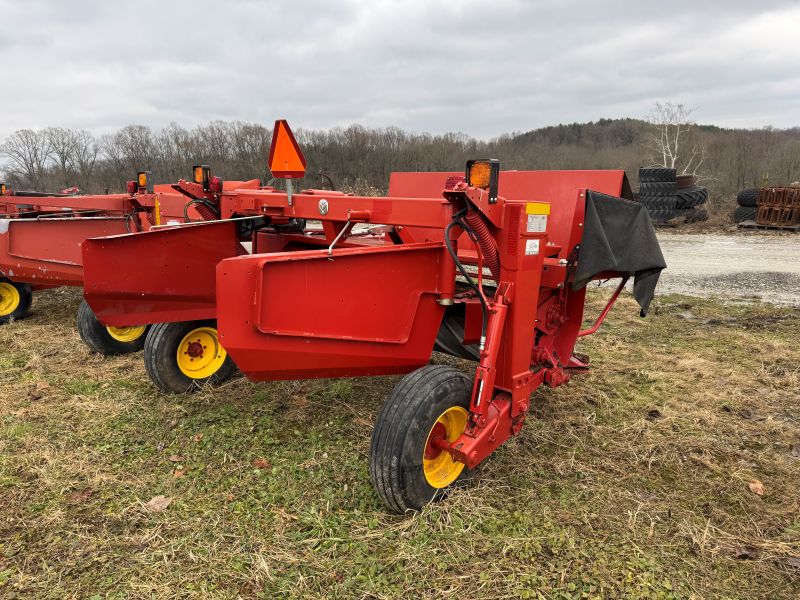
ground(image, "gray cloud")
xmin=0 ymin=0 xmax=798 ymax=139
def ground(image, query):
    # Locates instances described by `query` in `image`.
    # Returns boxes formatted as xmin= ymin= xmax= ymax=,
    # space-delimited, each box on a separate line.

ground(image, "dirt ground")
xmin=655 ymin=231 xmax=800 ymax=305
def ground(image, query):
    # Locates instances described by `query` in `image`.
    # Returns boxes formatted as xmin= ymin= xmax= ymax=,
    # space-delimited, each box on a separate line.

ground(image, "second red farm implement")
xmin=0 ymin=175 xmax=262 ymax=354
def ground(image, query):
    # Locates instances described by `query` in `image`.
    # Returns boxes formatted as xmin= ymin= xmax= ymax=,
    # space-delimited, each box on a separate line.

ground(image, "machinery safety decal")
xmin=526 ymin=214 xmax=547 ymax=233
xmin=525 ymin=239 xmax=540 ymax=255
xmin=525 ymin=202 xmax=550 ymax=233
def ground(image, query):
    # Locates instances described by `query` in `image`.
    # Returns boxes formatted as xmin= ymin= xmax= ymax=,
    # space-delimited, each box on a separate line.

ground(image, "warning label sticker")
xmin=525 ymin=239 xmax=540 ymax=255
xmin=526 ymin=214 xmax=547 ymax=233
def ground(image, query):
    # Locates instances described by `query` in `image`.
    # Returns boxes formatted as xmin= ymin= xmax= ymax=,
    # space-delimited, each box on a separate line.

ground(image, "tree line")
xmin=2 ymin=117 xmax=799 ymax=208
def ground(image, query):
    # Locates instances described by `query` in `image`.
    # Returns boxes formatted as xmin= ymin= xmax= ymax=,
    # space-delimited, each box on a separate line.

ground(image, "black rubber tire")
xmin=677 ymin=174 xmax=696 ymax=190
xmin=0 ymin=278 xmax=32 ymax=324
xmin=676 ymin=186 xmax=709 ymax=209
xmin=734 ymin=206 xmax=757 ymax=223
xmin=737 ymin=188 xmax=758 ymax=207
xmin=370 ymin=365 xmax=474 ymax=514
xmin=639 ymin=167 xmax=677 ymax=183
xmin=77 ymin=299 xmax=149 ymax=355
xmin=681 ymin=207 xmax=709 ymax=223
xmin=647 ymin=208 xmax=680 ymax=222
xmin=638 ymin=181 xmax=678 ymax=197
xmin=640 ymin=196 xmax=680 ymax=211
xmin=144 ymin=320 xmax=236 ymax=393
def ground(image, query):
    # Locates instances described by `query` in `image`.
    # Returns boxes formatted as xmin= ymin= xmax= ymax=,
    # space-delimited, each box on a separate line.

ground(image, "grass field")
xmin=1 ymin=287 xmax=798 ymax=599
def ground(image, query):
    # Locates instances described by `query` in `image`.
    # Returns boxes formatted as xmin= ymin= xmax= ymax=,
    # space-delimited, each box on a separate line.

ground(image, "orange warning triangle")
xmin=268 ymin=120 xmax=307 ymax=179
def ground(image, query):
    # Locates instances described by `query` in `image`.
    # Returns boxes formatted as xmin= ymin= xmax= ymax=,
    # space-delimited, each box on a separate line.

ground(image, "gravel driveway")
xmin=654 ymin=231 xmax=800 ymax=305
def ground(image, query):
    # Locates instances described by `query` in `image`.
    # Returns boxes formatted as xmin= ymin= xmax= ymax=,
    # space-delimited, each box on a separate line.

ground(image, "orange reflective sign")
xmin=268 ymin=120 xmax=307 ymax=179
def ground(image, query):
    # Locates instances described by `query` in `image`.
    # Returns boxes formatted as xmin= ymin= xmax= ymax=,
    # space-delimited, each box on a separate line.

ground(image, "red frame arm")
xmin=577 ymin=276 xmax=629 ymax=338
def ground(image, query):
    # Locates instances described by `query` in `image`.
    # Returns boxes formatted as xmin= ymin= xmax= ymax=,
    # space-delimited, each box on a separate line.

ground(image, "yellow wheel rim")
xmin=106 ymin=325 xmax=147 ymax=343
xmin=423 ymin=406 xmax=468 ymax=488
xmin=0 ymin=282 xmax=21 ymax=317
xmin=176 ymin=327 xmax=227 ymax=379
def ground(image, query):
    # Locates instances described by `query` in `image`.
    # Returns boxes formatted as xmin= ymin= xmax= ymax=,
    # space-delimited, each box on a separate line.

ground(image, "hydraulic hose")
xmin=124 ymin=207 xmax=150 ymax=233
xmin=187 ymin=199 xmax=219 ymax=222
xmin=444 ymin=211 xmax=489 ymax=349
xmin=463 ymin=209 xmax=500 ymax=281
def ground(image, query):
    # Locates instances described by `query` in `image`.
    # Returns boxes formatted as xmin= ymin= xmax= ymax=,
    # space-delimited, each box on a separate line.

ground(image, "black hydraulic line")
xmin=318 ymin=172 xmax=336 ymax=191
xmin=444 ymin=209 xmax=489 ymax=347
xmin=124 ymin=206 xmax=149 ymax=233
xmin=124 ymin=212 xmax=134 ymax=233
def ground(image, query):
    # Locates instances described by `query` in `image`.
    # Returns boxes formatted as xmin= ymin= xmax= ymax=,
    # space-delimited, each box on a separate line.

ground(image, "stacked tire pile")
xmin=637 ymin=167 xmax=709 ymax=223
xmin=733 ymin=188 xmax=757 ymax=223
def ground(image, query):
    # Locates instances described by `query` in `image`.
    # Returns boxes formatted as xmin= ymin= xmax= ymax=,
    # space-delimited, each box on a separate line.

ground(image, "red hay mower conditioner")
xmin=0 ymin=174 xmax=263 ymax=354
xmin=81 ymin=121 xmax=666 ymax=512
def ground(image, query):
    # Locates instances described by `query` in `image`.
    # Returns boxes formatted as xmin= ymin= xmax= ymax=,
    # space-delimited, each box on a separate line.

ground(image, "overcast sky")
xmin=1 ymin=0 xmax=798 ymax=139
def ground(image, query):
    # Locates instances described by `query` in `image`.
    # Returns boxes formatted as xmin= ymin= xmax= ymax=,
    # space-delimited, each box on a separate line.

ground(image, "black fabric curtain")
xmin=573 ymin=190 xmax=667 ymax=316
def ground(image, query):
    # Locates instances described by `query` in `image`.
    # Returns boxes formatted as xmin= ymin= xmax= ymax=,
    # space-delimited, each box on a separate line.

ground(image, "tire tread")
xmin=736 ymin=188 xmax=758 ymax=207
xmin=734 ymin=205 xmax=756 ymax=223
xmin=639 ymin=167 xmax=677 ymax=183
xmin=676 ymin=186 xmax=709 ymax=209
xmin=639 ymin=181 xmax=678 ymax=197
xmin=370 ymin=365 xmax=472 ymax=514
xmin=77 ymin=299 xmax=147 ymax=355
xmin=143 ymin=320 xmax=236 ymax=393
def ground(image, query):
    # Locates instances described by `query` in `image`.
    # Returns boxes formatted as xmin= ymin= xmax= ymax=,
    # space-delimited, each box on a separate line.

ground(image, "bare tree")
xmin=645 ymin=102 xmax=707 ymax=176
xmin=100 ymin=125 xmax=156 ymax=188
xmin=45 ymin=127 xmax=78 ymax=187
xmin=99 ymin=133 xmax=128 ymax=189
xmin=153 ymin=123 xmax=189 ymax=182
xmin=230 ymin=122 xmax=271 ymax=180
xmin=0 ymin=129 xmax=52 ymax=188
xmin=72 ymin=130 xmax=99 ymax=191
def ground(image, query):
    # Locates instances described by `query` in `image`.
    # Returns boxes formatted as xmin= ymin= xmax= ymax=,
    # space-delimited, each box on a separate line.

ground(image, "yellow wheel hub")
xmin=0 ymin=282 xmax=21 ymax=317
xmin=423 ymin=406 xmax=468 ymax=488
xmin=176 ymin=327 xmax=227 ymax=379
xmin=106 ymin=325 xmax=146 ymax=343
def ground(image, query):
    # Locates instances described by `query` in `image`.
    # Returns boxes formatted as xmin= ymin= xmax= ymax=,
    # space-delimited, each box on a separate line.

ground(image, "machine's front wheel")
xmin=370 ymin=365 xmax=474 ymax=514
xmin=144 ymin=320 xmax=236 ymax=393
xmin=0 ymin=278 xmax=32 ymax=324
xmin=77 ymin=300 xmax=149 ymax=355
